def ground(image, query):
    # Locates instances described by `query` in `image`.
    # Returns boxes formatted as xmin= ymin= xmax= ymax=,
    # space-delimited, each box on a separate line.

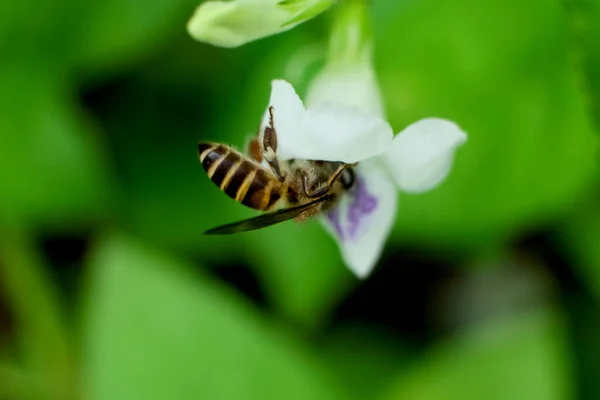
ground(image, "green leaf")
xmin=565 ymin=0 xmax=600 ymax=127
xmin=0 ymin=62 xmax=112 ymax=227
xmin=73 ymin=0 xmax=189 ymax=75
xmin=378 ymin=310 xmax=573 ymax=400
xmin=241 ymin=222 xmax=353 ymax=330
xmin=321 ymin=324 xmax=414 ymax=398
xmin=373 ymin=0 xmax=598 ymax=247
xmin=0 ymin=230 xmax=76 ymax=399
xmin=0 ymin=0 xmax=188 ymax=75
xmin=0 ymin=0 xmax=81 ymax=65
xmin=83 ymin=233 xmax=346 ymax=400
xmin=0 ymin=361 xmax=31 ymax=400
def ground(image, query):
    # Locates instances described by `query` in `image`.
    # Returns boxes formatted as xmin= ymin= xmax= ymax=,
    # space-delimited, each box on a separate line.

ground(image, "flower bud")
xmin=187 ymin=0 xmax=335 ymax=48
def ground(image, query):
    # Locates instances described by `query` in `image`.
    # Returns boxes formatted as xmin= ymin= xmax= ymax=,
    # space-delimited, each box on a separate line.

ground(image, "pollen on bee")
xmin=246 ymin=138 xmax=263 ymax=162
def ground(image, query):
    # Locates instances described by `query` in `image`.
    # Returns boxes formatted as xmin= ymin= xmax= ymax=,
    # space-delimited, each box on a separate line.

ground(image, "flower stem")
xmin=328 ymin=0 xmax=373 ymax=66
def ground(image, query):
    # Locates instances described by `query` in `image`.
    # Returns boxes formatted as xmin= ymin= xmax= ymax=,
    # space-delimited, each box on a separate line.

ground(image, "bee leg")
xmin=246 ymin=106 xmax=276 ymax=164
xmin=263 ymin=106 xmax=278 ymax=151
xmin=301 ymin=163 xmax=357 ymax=199
xmin=326 ymin=162 xmax=358 ymax=187
xmin=262 ymin=106 xmax=286 ymax=182
xmin=263 ymin=142 xmax=285 ymax=181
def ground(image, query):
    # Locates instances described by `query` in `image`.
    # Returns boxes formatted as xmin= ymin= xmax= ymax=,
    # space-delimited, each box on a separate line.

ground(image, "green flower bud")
xmin=187 ymin=0 xmax=336 ymax=48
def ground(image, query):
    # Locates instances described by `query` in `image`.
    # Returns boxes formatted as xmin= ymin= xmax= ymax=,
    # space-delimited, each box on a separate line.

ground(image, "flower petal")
xmin=294 ymin=103 xmax=393 ymax=162
xmin=306 ymin=65 xmax=385 ymax=118
xmin=320 ymin=160 xmax=398 ymax=278
xmin=382 ymin=118 xmax=467 ymax=193
xmin=261 ymin=81 xmax=393 ymax=162
xmin=187 ymin=0 xmax=295 ymax=48
xmin=259 ymin=80 xmax=306 ymax=160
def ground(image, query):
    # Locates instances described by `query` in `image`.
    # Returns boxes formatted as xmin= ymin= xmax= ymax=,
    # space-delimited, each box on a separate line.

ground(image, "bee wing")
xmin=204 ymin=195 xmax=333 ymax=235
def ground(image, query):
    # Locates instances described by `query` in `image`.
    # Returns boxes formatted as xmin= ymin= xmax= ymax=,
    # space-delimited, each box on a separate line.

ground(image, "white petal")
xmin=294 ymin=103 xmax=393 ymax=162
xmin=320 ymin=160 xmax=397 ymax=278
xmin=187 ymin=0 xmax=296 ymax=48
xmin=382 ymin=118 xmax=467 ymax=193
xmin=259 ymin=80 xmax=306 ymax=160
xmin=306 ymin=65 xmax=385 ymax=118
xmin=261 ymin=81 xmax=393 ymax=163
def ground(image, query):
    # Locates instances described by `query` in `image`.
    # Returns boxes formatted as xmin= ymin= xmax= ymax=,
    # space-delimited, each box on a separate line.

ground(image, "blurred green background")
xmin=1 ymin=0 xmax=600 ymax=398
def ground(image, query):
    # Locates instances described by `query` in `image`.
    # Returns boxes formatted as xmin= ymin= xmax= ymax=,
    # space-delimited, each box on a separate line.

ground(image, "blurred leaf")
xmin=241 ymin=222 xmax=352 ymax=330
xmin=373 ymin=0 xmax=598 ymax=246
xmin=378 ymin=310 xmax=573 ymax=400
xmin=72 ymin=0 xmax=192 ymax=77
xmin=0 ymin=0 xmax=82 ymax=64
xmin=565 ymin=0 xmax=600 ymax=126
xmin=320 ymin=323 xmax=414 ymax=399
xmin=0 ymin=62 xmax=112 ymax=227
xmin=83 ymin=233 xmax=346 ymax=400
xmin=0 ymin=361 xmax=31 ymax=400
xmin=0 ymin=0 xmax=192 ymax=77
xmin=0 ymin=230 xmax=75 ymax=399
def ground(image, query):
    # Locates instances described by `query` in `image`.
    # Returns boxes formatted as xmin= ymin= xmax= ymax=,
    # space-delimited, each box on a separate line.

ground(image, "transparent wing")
xmin=204 ymin=195 xmax=333 ymax=235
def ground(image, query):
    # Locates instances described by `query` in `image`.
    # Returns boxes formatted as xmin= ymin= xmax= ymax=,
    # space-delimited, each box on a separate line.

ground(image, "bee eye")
xmin=340 ymin=168 xmax=355 ymax=189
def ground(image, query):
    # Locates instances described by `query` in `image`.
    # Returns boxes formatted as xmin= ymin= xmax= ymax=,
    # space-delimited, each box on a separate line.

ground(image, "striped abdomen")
xmin=198 ymin=142 xmax=283 ymax=211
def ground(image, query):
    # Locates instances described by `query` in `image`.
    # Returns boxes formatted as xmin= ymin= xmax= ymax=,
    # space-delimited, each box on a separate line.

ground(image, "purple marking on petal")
xmin=326 ymin=206 xmax=344 ymax=240
xmin=324 ymin=175 xmax=379 ymax=243
xmin=346 ymin=177 xmax=378 ymax=240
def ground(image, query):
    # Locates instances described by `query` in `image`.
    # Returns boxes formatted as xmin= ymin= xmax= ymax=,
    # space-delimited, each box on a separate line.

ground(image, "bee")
xmin=198 ymin=106 xmax=356 ymax=234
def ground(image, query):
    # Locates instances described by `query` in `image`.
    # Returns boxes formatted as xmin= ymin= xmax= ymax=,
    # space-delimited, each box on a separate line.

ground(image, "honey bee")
xmin=199 ymin=106 xmax=356 ymax=234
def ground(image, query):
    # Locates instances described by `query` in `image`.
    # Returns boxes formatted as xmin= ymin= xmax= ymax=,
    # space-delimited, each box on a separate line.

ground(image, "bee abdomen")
xmin=198 ymin=142 xmax=282 ymax=211
xmin=242 ymin=169 xmax=282 ymax=211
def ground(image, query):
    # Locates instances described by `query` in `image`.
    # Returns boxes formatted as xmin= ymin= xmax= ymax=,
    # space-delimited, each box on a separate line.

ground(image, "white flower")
xmin=261 ymin=80 xmax=467 ymax=278
xmin=187 ymin=0 xmax=335 ymax=48
xmin=306 ymin=63 xmax=384 ymax=118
